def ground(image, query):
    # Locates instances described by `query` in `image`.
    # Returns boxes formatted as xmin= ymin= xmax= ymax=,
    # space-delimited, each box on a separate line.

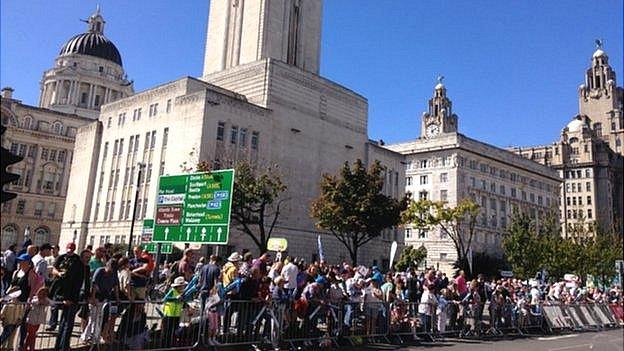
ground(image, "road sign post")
xmin=153 ymin=170 xmax=234 ymax=245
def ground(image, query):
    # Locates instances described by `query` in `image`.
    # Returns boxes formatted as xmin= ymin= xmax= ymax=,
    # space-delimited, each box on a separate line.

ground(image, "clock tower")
xmin=421 ymin=76 xmax=458 ymax=138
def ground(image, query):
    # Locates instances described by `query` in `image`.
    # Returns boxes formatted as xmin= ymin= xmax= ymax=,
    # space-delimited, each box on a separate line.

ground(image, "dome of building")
xmin=566 ymin=118 xmax=585 ymax=133
xmin=59 ymin=32 xmax=122 ymax=66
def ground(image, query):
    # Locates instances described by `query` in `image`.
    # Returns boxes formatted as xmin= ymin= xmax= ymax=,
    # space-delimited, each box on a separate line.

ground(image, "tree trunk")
xmin=350 ymin=248 xmax=358 ymax=266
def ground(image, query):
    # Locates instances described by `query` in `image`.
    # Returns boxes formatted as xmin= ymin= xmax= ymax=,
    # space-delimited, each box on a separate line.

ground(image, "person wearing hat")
xmin=223 ymin=252 xmax=242 ymax=287
xmin=161 ymin=276 xmax=187 ymax=348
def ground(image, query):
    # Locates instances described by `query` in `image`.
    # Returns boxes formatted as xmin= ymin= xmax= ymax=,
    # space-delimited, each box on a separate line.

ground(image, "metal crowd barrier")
xmin=1 ymin=298 xmax=622 ymax=351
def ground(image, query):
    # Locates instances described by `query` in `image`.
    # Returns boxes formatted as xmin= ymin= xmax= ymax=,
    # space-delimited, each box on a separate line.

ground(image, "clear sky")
xmin=1 ymin=1 xmax=622 ymax=148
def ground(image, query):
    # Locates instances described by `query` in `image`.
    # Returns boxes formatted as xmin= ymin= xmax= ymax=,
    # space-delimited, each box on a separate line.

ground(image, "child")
xmin=205 ymin=286 xmax=222 ymax=346
xmin=24 ymin=287 xmax=52 ymax=351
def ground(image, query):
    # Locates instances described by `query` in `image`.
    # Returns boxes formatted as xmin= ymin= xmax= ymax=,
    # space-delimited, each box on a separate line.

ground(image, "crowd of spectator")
xmin=1 ymin=241 xmax=623 ymax=350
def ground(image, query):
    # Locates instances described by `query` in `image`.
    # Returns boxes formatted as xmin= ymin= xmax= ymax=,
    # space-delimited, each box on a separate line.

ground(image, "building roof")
xmin=59 ymin=32 xmax=122 ymax=66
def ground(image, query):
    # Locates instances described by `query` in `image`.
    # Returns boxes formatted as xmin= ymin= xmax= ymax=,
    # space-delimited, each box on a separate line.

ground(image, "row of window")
xmin=104 ymin=129 xmax=167 ymax=160
xmin=1 ymin=199 xmax=57 ymax=218
xmin=469 ymin=176 xmax=553 ymax=207
xmin=406 ymin=172 xmax=448 ymax=186
xmin=9 ymin=143 xmax=67 ymax=164
xmin=565 ymin=181 xmax=591 ymax=193
xmin=563 ymin=168 xmax=592 ymax=179
xmin=566 ymin=209 xmax=593 ymax=220
xmin=216 ymin=122 xmax=259 ymax=150
xmin=566 ymin=196 xmax=592 ymax=207
xmin=88 ymin=234 xmax=128 ymax=248
xmin=1 ymin=225 xmax=51 ymax=249
xmin=106 ymin=100 xmax=172 ymax=128
xmin=96 ymin=197 xmax=149 ymax=222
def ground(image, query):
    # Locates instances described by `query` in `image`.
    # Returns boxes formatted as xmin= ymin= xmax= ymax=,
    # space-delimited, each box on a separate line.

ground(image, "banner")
xmin=317 ymin=235 xmax=324 ymax=262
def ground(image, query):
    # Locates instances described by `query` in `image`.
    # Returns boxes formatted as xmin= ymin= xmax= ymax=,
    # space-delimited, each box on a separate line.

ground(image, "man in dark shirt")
xmin=200 ymin=255 xmax=221 ymax=297
xmin=52 ymin=243 xmax=85 ymax=351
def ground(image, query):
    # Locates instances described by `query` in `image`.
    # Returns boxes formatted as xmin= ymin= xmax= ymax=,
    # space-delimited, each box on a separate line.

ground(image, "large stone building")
xmin=1 ymin=88 xmax=92 ymax=249
xmin=0 ymin=7 xmax=132 ymax=249
xmin=59 ymin=0 xmax=404 ymax=265
xmin=511 ymin=46 xmax=624 ymax=236
xmin=386 ymin=81 xmax=561 ymax=274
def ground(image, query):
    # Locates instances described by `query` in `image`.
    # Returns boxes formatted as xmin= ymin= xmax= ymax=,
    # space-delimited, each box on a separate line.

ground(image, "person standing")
xmin=281 ymin=257 xmax=299 ymax=298
xmin=89 ymin=247 xmax=106 ymax=273
xmin=52 ymin=243 xmax=85 ymax=351
xmin=32 ymin=243 xmax=52 ymax=283
xmin=81 ymin=259 xmax=120 ymax=344
xmin=2 ymin=245 xmax=17 ymax=294
xmin=161 ymin=276 xmax=187 ymax=348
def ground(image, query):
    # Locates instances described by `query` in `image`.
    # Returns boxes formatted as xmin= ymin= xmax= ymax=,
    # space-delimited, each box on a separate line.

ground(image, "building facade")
xmin=1 ymin=88 xmax=92 ymax=249
xmin=512 ymin=47 xmax=624 ymax=236
xmin=0 ymin=7 xmax=132 ymax=250
xmin=386 ymin=82 xmax=561 ymax=274
xmin=59 ymin=0 xmax=405 ymax=265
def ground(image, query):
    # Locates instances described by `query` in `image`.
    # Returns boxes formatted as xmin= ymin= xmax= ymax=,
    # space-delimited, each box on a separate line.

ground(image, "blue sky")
xmin=1 ymin=1 xmax=622 ymax=147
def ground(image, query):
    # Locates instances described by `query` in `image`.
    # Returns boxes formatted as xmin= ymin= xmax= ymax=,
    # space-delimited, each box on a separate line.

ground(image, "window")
xmin=500 ymin=200 xmax=506 ymax=212
xmin=230 ymin=126 xmax=238 ymax=144
xmin=49 ymin=149 xmax=57 ymax=161
xmin=521 ymin=191 xmax=527 ymax=201
xmin=490 ymin=198 xmax=497 ymax=210
xmin=572 ymin=197 xmax=577 ymax=205
xmin=587 ymin=196 xmax=592 ymax=205
xmin=440 ymin=190 xmax=448 ymax=201
xmin=217 ymin=122 xmax=225 ymax=141
xmin=470 ymin=177 xmax=475 ymax=187
xmin=161 ymin=128 xmax=169 ymax=148
xmin=128 ymin=136 xmax=134 ymax=154
xmin=418 ymin=230 xmax=427 ymax=239
xmin=150 ymin=131 xmax=156 ymax=149
xmin=47 ymin=203 xmax=56 ymax=218
xmin=34 ymin=201 xmax=43 ymax=217
xmin=27 ymin=145 xmax=37 ymax=158
xmin=149 ymin=103 xmax=159 ymax=117
xmin=113 ymin=140 xmax=119 ymax=156
xmin=166 ymin=99 xmax=172 ymax=113
xmin=251 ymin=131 xmax=259 ymax=150
xmin=118 ymin=138 xmax=124 ymax=155
xmin=239 ymin=128 xmax=247 ymax=147
xmin=104 ymin=202 xmax=110 ymax=220
xmin=142 ymin=199 xmax=148 ymax=219
xmin=440 ymin=173 xmax=448 ymax=183
xmin=440 ymin=253 xmax=448 ymax=260
xmin=16 ymin=200 xmax=26 ymax=214
xmin=41 ymin=148 xmax=49 ymax=160
xmin=406 ymin=177 xmax=412 ymax=186
xmin=58 ymin=150 xmax=66 ymax=163
xmin=81 ymin=92 xmax=88 ymax=104
xmin=159 ymin=161 xmax=165 ymax=176
xmin=134 ymin=135 xmax=140 ymax=152
xmin=566 ymin=197 xmax=571 ymax=206
xmin=125 ymin=200 xmax=132 ymax=220
xmin=420 ymin=160 xmax=428 ymax=168
xmin=103 ymin=142 xmax=109 ymax=159
xmin=419 ymin=175 xmax=428 ymax=185
xmin=585 ymin=169 xmax=591 ymax=178
xmin=490 ymin=182 xmax=496 ymax=193
xmin=145 ymin=163 xmax=153 ymax=183
xmin=586 ymin=182 xmax=591 ymax=191
xmin=593 ymin=123 xmax=602 ymax=136
xmin=405 ymin=228 xmax=412 ymax=239
xmin=124 ymin=167 xmax=130 ymax=186
xmin=418 ymin=191 xmax=428 ymax=200
xmin=499 ymin=185 xmax=505 ymax=195
xmin=587 ymin=209 xmax=593 ymax=219
xmin=17 ymin=144 xmax=26 ymax=157
xmin=530 ymin=193 xmax=535 ymax=203
xmin=577 ymin=196 xmax=582 ymax=205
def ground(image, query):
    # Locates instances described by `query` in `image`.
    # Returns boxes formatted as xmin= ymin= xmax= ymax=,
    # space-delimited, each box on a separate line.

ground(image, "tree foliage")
xmin=394 ymin=245 xmax=427 ymax=272
xmin=401 ymin=198 xmax=480 ymax=275
xmin=311 ymin=159 xmax=406 ymax=265
xmin=196 ymin=159 xmax=287 ymax=254
xmin=502 ymin=212 xmax=623 ymax=283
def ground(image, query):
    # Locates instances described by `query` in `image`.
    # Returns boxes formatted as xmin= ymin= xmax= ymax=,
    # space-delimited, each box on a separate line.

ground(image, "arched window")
xmin=21 ymin=115 xmax=33 ymax=130
xmin=1 ymin=225 xmax=19 ymax=250
xmin=33 ymin=227 xmax=50 ymax=246
xmin=52 ymin=121 xmax=63 ymax=135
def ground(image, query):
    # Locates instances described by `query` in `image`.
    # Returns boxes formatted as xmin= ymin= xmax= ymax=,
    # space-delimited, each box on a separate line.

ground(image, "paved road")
xmin=356 ymin=329 xmax=623 ymax=351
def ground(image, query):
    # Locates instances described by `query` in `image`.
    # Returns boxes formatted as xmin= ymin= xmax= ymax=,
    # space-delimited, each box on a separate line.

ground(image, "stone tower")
xmin=421 ymin=77 xmax=458 ymax=138
xmin=578 ymin=43 xmax=624 ymax=155
xmin=39 ymin=6 xmax=133 ymax=119
xmin=202 ymin=0 xmax=322 ymax=76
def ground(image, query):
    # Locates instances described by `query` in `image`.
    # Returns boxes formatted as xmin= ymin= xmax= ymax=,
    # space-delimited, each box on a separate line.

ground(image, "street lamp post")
xmin=127 ymin=162 xmax=146 ymax=257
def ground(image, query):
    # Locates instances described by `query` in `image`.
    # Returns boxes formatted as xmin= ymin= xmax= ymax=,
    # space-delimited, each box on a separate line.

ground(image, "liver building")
xmin=512 ymin=44 xmax=624 ymax=237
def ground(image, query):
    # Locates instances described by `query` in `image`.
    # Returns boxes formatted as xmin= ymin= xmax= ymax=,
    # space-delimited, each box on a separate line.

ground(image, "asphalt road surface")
xmin=356 ymin=329 xmax=623 ymax=351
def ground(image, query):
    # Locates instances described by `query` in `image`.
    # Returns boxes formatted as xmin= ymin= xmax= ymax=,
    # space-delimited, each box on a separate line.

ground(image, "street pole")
xmin=127 ymin=162 xmax=145 ymax=257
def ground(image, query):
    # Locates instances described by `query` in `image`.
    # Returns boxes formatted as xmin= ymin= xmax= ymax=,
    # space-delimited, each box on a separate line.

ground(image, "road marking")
xmin=538 ymin=334 xmax=578 ymax=341
xmin=548 ymin=343 xmax=593 ymax=351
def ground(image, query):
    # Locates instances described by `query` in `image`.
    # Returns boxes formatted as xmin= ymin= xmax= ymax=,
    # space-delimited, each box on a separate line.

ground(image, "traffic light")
xmin=1 ymin=125 xmax=23 ymax=203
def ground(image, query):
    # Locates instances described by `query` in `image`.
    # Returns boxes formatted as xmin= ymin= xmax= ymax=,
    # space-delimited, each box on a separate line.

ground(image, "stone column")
xmin=52 ymin=81 xmax=61 ymax=105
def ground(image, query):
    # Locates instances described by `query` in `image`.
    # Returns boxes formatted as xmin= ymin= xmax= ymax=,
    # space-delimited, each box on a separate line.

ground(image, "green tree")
xmin=310 ymin=159 xmax=406 ymax=265
xmin=394 ymin=245 xmax=427 ymax=272
xmin=586 ymin=232 xmax=623 ymax=286
xmin=197 ymin=159 xmax=287 ymax=253
xmin=501 ymin=212 xmax=543 ymax=280
xmin=401 ymin=198 xmax=480 ymax=275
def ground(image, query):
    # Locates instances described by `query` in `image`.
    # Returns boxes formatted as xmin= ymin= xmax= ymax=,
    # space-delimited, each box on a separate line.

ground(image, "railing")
xmin=1 ymin=297 xmax=622 ymax=351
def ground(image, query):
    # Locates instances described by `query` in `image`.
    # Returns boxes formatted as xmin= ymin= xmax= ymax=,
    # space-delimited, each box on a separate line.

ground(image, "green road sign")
xmin=142 ymin=242 xmax=173 ymax=254
xmin=153 ymin=170 xmax=234 ymax=244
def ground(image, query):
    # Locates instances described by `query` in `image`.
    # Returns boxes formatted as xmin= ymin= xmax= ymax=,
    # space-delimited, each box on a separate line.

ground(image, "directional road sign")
xmin=153 ymin=170 xmax=234 ymax=244
xmin=140 ymin=219 xmax=173 ymax=253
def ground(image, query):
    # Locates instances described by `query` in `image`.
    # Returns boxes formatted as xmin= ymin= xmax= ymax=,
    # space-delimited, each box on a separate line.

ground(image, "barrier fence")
xmin=1 ymin=299 xmax=622 ymax=350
